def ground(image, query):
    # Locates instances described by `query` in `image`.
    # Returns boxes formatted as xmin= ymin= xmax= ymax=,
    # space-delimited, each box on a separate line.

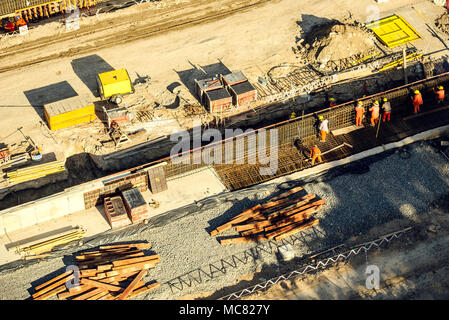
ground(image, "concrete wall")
xmin=0 ymin=180 xmax=103 ymax=236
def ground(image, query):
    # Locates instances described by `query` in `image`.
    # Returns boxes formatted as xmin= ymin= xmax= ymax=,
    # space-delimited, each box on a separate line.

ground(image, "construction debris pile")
xmin=30 ymin=242 xmax=160 ymax=300
xmin=297 ymin=21 xmax=376 ymax=71
xmin=210 ymin=187 xmax=324 ymax=244
xmin=435 ymin=12 xmax=449 ymax=35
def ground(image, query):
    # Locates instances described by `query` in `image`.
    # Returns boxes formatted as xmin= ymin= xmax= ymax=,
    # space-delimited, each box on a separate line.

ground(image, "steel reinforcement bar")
xmin=218 ymin=227 xmax=413 ymax=300
xmin=160 ymin=70 xmax=449 ymax=179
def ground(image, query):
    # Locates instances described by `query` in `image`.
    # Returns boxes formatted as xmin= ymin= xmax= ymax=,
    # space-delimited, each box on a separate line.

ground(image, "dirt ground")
xmin=0 ymin=0 xmax=427 ymax=161
xmin=242 ymin=211 xmax=449 ymax=300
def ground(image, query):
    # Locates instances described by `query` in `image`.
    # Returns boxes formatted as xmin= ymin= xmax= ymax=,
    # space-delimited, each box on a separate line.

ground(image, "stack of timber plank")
xmin=30 ymin=242 xmax=160 ymax=300
xmin=210 ymin=187 xmax=325 ymax=244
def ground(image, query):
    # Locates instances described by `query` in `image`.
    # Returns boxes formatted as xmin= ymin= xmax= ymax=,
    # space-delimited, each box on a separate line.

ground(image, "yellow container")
xmin=44 ymin=95 xmax=95 ymax=131
xmin=96 ymin=69 xmax=134 ymax=99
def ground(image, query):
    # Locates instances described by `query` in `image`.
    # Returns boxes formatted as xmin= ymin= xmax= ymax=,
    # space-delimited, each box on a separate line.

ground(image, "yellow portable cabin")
xmin=96 ymin=69 xmax=134 ymax=101
xmin=44 ymin=95 xmax=95 ymax=131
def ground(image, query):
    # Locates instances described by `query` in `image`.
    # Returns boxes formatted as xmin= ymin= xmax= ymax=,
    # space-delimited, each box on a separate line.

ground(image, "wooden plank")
xmin=235 ymin=220 xmax=270 ymax=232
xmin=129 ymin=282 xmax=160 ymax=299
xmin=219 ymin=235 xmax=267 ymax=245
xmin=274 ymin=219 xmax=320 ymax=241
xmin=112 ymin=258 xmax=160 ymax=271
xmin=112 ymin=255 xmax=160 ymax=267
xmin=58 ymin=285 xmax=94 ymax=300
xmin=77 ymin=252 xmax=145 ymax=265
xmin=117 ymin=269 xmax=147 ymax=300
xmin=80 ymin=278 xmax=123 ymax=292
xmin=264 ymin=194 xmax=316 ymax=218
xmin=283 ymin=200 xmax=325 ymax=217
xmin=32 ymin=274 xmax=74 ymax=299
xmin=211 ymin=205 xmax=262 ymax=235
xmin=268 ymin=186 xmax=303 ymax=201
xmin=87 ymin=291 xmax=110 ymax=300
xmin=72 ymin=288 xmax=105 ymax=300
xmin=76 ymin=249 xmax=143 ymax=261
xmin=98 ymin=242 xmax=151 ymax=250
xmin=34 ymin=285 xmax=67 ymax=300
xmin=34 ymin=270 xmax=73 ymax=291
xmin=263 ymin=208 xmax=318 ymax=232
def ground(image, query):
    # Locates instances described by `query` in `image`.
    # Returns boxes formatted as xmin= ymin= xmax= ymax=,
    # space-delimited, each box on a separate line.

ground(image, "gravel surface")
xmin=1 ymin=140 xmax=448 ymax=300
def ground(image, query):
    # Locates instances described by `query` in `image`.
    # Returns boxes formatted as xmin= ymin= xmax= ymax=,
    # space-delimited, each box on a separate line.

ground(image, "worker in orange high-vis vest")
xmin=355 ymin=101 xmax=365 ymax=127
xmin=310 ymin=145 xmax=322 ymax=166
xmin=369 ymin=100 xmax=380 ymax=127
xmin=412 ymin=90 xmax=423 ymax=114
xmin=15 ymin=16 xmax=26 ymax=27
xmin=434 ymin=86 xmax=445 ymax=104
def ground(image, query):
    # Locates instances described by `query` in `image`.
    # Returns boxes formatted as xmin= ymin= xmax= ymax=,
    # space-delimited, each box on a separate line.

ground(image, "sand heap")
xmin=299 ymin=21 xmax=375 ymax=69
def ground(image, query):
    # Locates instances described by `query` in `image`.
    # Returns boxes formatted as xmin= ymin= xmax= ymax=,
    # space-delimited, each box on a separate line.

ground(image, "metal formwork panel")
xmin=366 ymin=15 xmax=421 ymax=48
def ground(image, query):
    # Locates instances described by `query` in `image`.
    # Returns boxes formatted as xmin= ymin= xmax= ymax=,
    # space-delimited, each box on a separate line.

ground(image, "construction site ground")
xmin=0 ymin=139 xmax=448 ymax=300
xmin=0 ymin=0 xmax=444 ymax=162
xmin=2 ymin=0 xmax=449 ymax=301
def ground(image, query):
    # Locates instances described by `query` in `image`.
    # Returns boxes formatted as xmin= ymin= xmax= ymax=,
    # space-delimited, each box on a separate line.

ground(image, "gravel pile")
xmin=0 ymin=141 xmax=448 ymax=300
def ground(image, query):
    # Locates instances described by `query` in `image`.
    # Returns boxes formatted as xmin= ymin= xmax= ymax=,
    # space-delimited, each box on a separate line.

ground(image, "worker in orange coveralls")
xmin=329 ymin=98 xmax=336 ymax=108
xmin=412 ymin=90 xmax=423 ymax=114
xmin=369 ymin=100 xmax=380 ymax=127
xmin=310 ymin=145 xmax=322 ymax=166
xmin=355 ymin=101 xmax=365 ymax=127
xmin=15 ymin=16 xmax=27 ymax=27
xmin=434 ymin=86 xmax=445 ymax=104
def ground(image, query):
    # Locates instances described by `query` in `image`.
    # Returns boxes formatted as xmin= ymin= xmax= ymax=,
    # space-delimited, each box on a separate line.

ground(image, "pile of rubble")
xmin=435 ymin=12 xmax=449 ymax=35
xmin=296 ymin=21 xmax=376 ymax=71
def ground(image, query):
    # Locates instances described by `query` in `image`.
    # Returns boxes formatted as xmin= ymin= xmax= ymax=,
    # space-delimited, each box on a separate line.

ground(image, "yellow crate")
xmin=44 ymin=95 xmax=95 ymax=131
xmin=97 ymin=69 xmax=134 ymax=99
xmin=366 ymin=15 xmax=421 ymax=48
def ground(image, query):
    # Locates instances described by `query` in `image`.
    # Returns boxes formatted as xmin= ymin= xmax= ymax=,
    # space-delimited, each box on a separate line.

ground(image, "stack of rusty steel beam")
xmin=30 ymin=242 xmax=160 ymax=300
xmin=210 ymin=187 xmax=324 ymax=244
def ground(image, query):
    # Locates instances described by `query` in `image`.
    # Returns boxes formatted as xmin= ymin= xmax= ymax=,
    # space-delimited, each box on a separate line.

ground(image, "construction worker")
xmin=355 ymin=101 xmax=365 ymax=127
xmin=412 ymin=89 xmax=423 ymax=114
xmin=434 ymin=86 xmax=445 ymax=104
xmin=329 ymin=98 xmax=336 ymax=108
xmin=15 ymin=16 xmax=27 ymax=28
xmin=382 ymin=98 xmax=391 ymax=122
xmin=319 ymin=116 xmax=329 ymax=142
xmin=310 ymin=145 xmax=322 ymax=166
xmin=4 ymin=18 xmax=15 ymax=32
xmin=290 ymin=112 xmax=296 ymax=119
xmin=369 ymin=100 xmax=380 ymax=127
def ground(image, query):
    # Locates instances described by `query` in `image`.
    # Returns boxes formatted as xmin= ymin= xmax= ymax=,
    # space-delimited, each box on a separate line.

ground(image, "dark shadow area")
xmin=71 ymin=55 xmax=115 ymax=97
xmin=23 ymin=81 xmax=78 ymax=122
xmin=296 ymin=14 xmax=336 ymax=43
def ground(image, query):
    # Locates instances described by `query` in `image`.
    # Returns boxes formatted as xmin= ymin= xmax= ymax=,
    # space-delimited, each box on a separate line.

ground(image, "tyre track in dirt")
xmin=0 ymin=0 xmax=274 ymax=73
